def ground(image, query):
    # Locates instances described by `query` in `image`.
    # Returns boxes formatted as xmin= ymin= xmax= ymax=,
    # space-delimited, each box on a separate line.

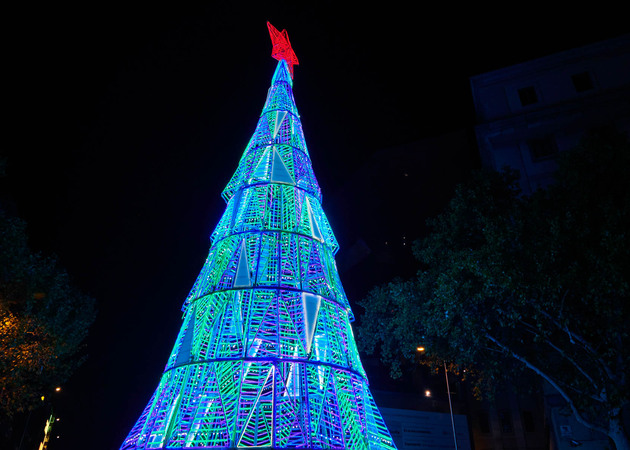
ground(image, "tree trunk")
xmin=609 ymin=415 xmax=630 ymax=450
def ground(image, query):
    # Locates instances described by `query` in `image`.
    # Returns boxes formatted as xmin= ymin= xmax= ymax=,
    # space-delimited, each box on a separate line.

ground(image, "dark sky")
xmin=3 ymin=3 xmax=629 ymax=449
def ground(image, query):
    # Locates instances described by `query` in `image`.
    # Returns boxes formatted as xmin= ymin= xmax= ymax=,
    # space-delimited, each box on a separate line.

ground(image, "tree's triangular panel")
xmin=180 ymin=365 xmax=232 ymax=447
xmin=326 ymin=257 xmax=350 ymax=311
xmin=249 ymin=292 xmax=280 ymax=358
xmin=279 ymin=232 xmax=300 ymax=289
xmin=264 ymin=83 xmax=298 ymax=117
xmin=202 ymin=291 xmax=250 ymax=362
xmin=243 ymin=290 xmax=277 ymax=357
xmin=229 ymin=188 xmax=243 ymax=231
xmin=142 ymin=367 xmax=188 ymax=447
xmin=363 ymin=387 xmax=398 ymax=449
xmin=231 ymin=184 xmax=294 ymax=234
xmin=303 ymin=241 xmax=334 ymax=299
xmin=222 ymin=136 xmax=262 ymax=200
xmin=308 ymin=195 xmax=339 ymax=252
xmin=165 ymin=364 xmax=224 ymax=447
xmin=271 ymin=147 xmax=296 ymax=185
xmin=222 ymin=126 xmax=320 ymax=204
xmin=302 ymin=292 xmax=322 ymax=354
xmin=184 ymin=246 xmax=218 ymax=307
xmin=234 ymin=240 xmax=252 ymax=287
xmin=213 ymin=187 xmax=257 ymax=243
xmin=185 ymin=235 xmax=239 ymax=298
xmin=306 ymin=196 xmax=324 ymax=242
xmin=296 ymin=192 xmax=311 ymax=237
xmin=314 ymin=368 xmax=345 ymax=448
xmin=163 ymin=391 xmax=184 ymax=447
xmin=213 ymin=293 xmax=245 ymax=358
xmin=279 ymin=360 xmax=305 ymax=401
xmin=120 ymin=390 xmax=157 ymax=449
xmin=305 ymin=364 xmax=329 ymax=437
xmin=215 ymin=360 xmax=241 ymax=438
xmin=274 ymin=113 xmax=295 ymax=146
xmin=274 ymin=364 xmax=309 ymax=447
xmin=187 ymin=292 xmax=229 ymax=361
xmin=276 ymin=144 xmax=297 ymax=179
xmin=216 ymin=236 xmax=246 ymax=291
xmin=342 ymin=315 xmax=367 ymax=377
xmin=236 ymin=363 xmax=274 ymax=447
xmin=293 ymin=149 xmax=321 ymax=200
xmin=280 ymin=414 xmax=308 ymax=448
xmin=227 ymin=233 xmax=259 ymax=290
xmin=329 ymin=303 xmax=350 ymax=367
xmin=288 ymin=117 xmax=308 ymax=155
xmin=174 ymin=304 xmax=196 ymax=366
xmin=136 ymin=377 xmax=166 ymax=446
xmin=255 ymin=232 xmax=280 ymax=287
xmin=251 ymin=145 xmax=272 ymax=182
xmin=210 ymin=192 xmax=237 ymax=244
xmin=309 ymin=298 xmax=329 ymax=364
xmin=271 ymin=59 xmax=293 ymax=88
xmin=273 ymin=110 xmax=288 ymax=138
xmin=237 ymin=289 xmax=254 ymax=343
xmin=333 ymin=370 xmax=368 ymax=449
xmin=263 ymin=86 xmax=273 ymax=111
xmin=235 ymin=185 xmax=267 ymax=234
xmin=263 ymin=184 xmax=283 ymax=231
xmin=311 ymin=300 xmax=347 ymax=367
xmin=295 ymin=198 xmax=326 ymax=251
xmin=249 ymin=114 xmax=273 ymax=150
xmin=279 ymin=184 xmax=297 ymax=233
xmin=234 ymin=290 xmax=245 ymax=340
xmin=278 ymin=290 xmax=307 ymax=358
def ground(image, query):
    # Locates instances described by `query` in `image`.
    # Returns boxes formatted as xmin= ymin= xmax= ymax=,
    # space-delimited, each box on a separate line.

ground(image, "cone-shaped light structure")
xmin=120 ymin=23 xmax=397 ymax=450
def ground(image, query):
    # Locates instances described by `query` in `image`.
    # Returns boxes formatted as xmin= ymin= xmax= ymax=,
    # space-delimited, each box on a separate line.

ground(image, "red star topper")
xmin=267 ymin=21 xmax=299 ymax=78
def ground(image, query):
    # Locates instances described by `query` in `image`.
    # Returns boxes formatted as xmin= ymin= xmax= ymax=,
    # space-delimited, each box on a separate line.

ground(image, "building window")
xmin=522 ymin=410 xmax=536 ymax=432
xmin=518 ymin=86 xmax=538 ymax=106
xmin=571 ymin=71 xmax=594 ymax=92
xmin=527 ymin=136 xmax=558 ymax=161
xmin=478 ymin=411 xmax=491 ymax=433
xmin=499 ymin=410 xmax=514 ymax=433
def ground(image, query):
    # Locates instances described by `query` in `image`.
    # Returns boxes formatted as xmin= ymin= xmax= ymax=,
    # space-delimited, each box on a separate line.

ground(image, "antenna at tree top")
xmin=267 ymin=21 xmax=299 ymax=78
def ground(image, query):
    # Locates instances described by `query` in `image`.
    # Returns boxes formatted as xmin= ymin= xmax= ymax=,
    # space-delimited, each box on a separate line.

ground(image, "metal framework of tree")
xmin=120 ymin=23 xmax=397 ymax=450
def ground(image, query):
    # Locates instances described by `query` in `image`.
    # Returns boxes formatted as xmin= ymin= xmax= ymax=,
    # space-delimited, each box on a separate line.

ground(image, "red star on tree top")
xmin=267 ymin=22 xmax=299 ymax=79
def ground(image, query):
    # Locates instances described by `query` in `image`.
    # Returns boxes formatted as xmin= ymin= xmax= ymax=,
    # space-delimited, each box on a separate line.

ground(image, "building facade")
xmin=471 ymin=35 xmax=630 ymax=193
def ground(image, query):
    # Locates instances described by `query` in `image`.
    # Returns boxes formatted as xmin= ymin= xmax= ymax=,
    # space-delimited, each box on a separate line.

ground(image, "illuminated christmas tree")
xmin=120 ymin=23 xmax=397 ymax=450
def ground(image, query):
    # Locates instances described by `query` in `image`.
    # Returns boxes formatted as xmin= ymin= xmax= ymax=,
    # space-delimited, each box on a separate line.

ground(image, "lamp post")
xmin=444 ymin=361 xmax=458 ymax=450
xmin=417 ymin=346 xmax=458 ymax=450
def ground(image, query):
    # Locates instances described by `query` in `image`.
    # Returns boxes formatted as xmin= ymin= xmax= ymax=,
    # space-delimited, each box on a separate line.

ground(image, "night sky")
xmin=3 ymin=3 xmax=629 ymax=448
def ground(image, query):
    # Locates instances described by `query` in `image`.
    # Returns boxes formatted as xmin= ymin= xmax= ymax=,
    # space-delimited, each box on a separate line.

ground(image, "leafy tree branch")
xmin=357 ymin=128 xmax=630 ymax=449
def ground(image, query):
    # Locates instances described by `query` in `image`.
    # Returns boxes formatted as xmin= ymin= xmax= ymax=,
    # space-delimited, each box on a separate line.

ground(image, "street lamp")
xmin=443 ymin=361 xmax=458 ymax=450
xmin=416 ymin=346 xmax=458 ymax=450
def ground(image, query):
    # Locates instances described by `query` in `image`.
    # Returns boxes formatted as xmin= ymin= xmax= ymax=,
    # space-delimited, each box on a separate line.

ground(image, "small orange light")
xmin=417 ymin=346 xmax=425 ymax=352
xmin=425 ymin=390 xmax=431 ymax=397
xmin=55 ymin=387 xmax=61 ymax=392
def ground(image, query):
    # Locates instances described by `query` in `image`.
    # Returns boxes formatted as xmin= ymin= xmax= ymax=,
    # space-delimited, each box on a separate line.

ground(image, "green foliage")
xmin=0 ymin=211 xmax=97 ymax=417
xmin=357 ymin=128 xmax=630 ymax=444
